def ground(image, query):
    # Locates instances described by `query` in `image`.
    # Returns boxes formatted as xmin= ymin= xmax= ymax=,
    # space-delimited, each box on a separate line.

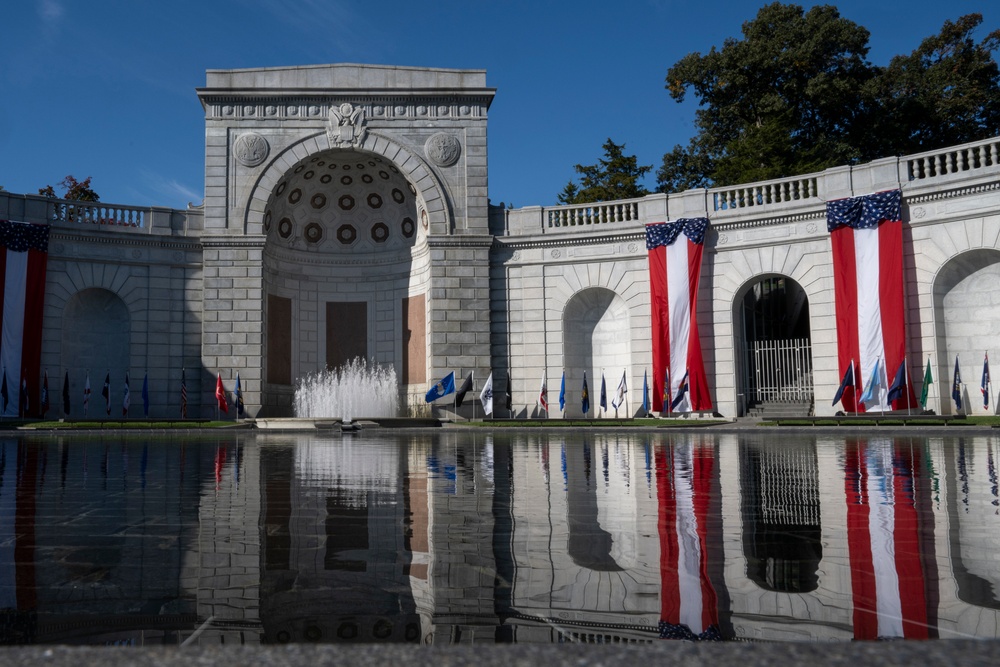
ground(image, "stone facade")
xmin=1 ymin=64 xmax=999 ymax=418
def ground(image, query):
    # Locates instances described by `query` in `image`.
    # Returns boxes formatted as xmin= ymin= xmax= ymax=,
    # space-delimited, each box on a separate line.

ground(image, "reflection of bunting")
xmin=827 ymin=191 xmax=915 ymax=411
xmin=0 ymin=220 xmax=50 ymax=417
xmin=656 ymin=443 xmax=721 ymax=641
xmin=647 ymin=219 xmax=712 ymax=413
xmin=844 ymin=440 xmax=931 ymax=639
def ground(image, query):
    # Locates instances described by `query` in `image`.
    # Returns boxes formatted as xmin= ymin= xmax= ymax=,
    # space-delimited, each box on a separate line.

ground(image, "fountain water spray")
xmin=293 ymin=357 xmax=399 ymax=421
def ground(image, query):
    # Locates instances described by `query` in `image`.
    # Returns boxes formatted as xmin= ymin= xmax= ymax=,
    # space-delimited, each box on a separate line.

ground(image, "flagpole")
xmin=905 ymin=360 xmax=911 ymax=416
xmin=472 ymin=371 xmax=476 ymax=422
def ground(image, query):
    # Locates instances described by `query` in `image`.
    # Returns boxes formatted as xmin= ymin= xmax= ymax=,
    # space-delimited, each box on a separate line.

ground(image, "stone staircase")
xmin=746 ymin=400 xmax=813 ymax=419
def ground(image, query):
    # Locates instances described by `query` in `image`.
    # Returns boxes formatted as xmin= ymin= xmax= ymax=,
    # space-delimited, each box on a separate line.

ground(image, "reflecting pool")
xmin=0 ymin=431 xmax=998 ymax=645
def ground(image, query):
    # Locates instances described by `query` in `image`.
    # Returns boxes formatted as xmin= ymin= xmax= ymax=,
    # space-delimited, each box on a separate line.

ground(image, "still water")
xmin=0 ymin=431 xmax=997 ymax=645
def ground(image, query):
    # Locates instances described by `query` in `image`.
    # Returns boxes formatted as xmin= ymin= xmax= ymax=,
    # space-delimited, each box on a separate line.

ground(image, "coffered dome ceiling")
xmin=263 ymin=149 xmax=425 ymax=254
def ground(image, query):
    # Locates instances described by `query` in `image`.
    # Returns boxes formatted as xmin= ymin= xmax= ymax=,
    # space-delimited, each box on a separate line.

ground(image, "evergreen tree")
xmin=558 ymin=139 xmax=651 ymax=204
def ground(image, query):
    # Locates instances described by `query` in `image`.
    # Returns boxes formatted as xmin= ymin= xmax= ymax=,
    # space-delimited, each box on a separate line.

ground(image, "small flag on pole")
xmin=425 ymin=372 xmax=456 ymax=402
xmin=919 ymin=358 xmax=932 ymax=409
xmin=480 ymin=372 xmax=494 ymax=416
xmin=832 ymin=360 xmax=855 ymax=408
xmin=455 ymin=372 xmax=474 ymax=407
xmin=859 ymin=359 xmax=881 ymax=406
xmin=559 ymin=370 xmax=566 ymax=412
xmin=982 ymin=352 xmax=990 ymax=410
xmin=612 ymin=370 xmax=627 ymax=411
xmin=102 ymin=373 xmax=111 ymax=416
xmin=180 ymin=369 xmax=188 ymax=418
xmin=235 ymin=372 xmax=245 ymax=417
xmin=538 ymin=372 xmax=548 ymax=412
xmin=642 ymin=369 xmax=649 ymax=416
xmin=83 ymin=373 xmax=91 ymax=416
xmin=504 ymin=369 xmax=513 ymax=412
xmin=41 ymin=370 xmax=49 ymax=417
xmin=581 ymin=371 xmax=590 ymax=415
xmin=62 ymin=371 xmax=70 ymax=415
xmin=952 ymin=356 xmax=962 ymax=413
xmin=599 ymin=372 xmax=607 ymax=412
xmin=216 ymin=373 xmax=229 ymax=414
xmin=671 ymin=369 xmax=690 ymax=411
xmin=123 ymin=371 xmax=131 ymax=417
xmin=887 ymin=359 xmax=908 ymax=405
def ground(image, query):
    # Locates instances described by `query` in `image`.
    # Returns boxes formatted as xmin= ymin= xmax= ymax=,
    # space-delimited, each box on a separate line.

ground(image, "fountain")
xmin=293 ymin=357 xmax=399 ymax=422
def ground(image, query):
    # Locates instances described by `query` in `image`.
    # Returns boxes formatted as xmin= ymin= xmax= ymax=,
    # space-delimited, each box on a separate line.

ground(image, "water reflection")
xmin=0 ymin=432 xmax=998 ymax=645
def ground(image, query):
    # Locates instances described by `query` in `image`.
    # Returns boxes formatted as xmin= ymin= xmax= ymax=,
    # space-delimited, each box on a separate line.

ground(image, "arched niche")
xmin=61 ymin=288 xmax=130 ymax=416
xmin=563 ymin=287 xmax=631 ymax=417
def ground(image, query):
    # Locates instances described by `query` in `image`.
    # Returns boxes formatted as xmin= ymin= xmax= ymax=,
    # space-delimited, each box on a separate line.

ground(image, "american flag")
xmin=180 ymin=369 xmax=187 ymax=418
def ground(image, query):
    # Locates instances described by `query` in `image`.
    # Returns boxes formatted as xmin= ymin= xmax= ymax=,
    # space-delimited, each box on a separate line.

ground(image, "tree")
xmin=656 ymin=4 xmax=1000 ymax=191
xmin=658 ymin=3 xmax=876 ymax=191
xmin=869 ymin=14 xmax=1000 ymax=155
xmin=558 ymin=139 xmax=652 ymax=204
xmin=38 ymin=175 xmax=100 ymax=202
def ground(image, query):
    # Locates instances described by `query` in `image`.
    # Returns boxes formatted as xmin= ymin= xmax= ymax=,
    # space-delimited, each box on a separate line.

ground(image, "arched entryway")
xmin=261 ymin=147 xmax=430 ymax=414
xmin=933 ymin=248 xmax=1000 ymax=415
xmin=61 ymin=288 xmax=130 ymax=417
xmin=735 ymin=275 xmax=812 ymax=417
xmin=563 ymin=288 xmax=631 ymax=418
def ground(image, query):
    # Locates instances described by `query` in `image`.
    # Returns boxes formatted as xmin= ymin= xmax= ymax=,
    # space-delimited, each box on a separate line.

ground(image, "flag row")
xmin=0 ymin=369 xmax=247 ymax=419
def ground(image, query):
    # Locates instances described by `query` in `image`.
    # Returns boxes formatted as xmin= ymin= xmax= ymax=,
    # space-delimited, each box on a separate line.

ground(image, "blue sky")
xmin=1 ymin=1 xmax=997 ymax=209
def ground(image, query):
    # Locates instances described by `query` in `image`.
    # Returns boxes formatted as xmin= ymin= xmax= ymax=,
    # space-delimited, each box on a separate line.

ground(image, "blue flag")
xmin=642 ymin=369 xmax=649 ymax=415
xmin=235 ymin=372 xmax=245 ymax=416
xmin=952 ymin=356 xmax=963 ymax=412
xmin=982 ymin=352 xmax=990 ymax=410
xmin=581 ymin=371 xmax=590 ymax=415
xmin=142 ymin=372 xmax=150 ymax=417
xmin=425 ymin=371 xmax=456 ymax=402
xmin=832 ymin=360 xmax=855 ymax=407
xmin=559 ymin=370 xmax=566 ymax=412
xmin=859 ymin=358 xmax=881 ymax=405
xmin=887 ymin=360 xmax=907 ymax=404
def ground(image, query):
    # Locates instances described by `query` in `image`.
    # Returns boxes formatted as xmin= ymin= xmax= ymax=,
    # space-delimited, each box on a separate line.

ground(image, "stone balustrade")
xmin=0 ymin=191 xmax=204 ymax=235
xmin=496 ymin=134 xmax=1000 ymax=237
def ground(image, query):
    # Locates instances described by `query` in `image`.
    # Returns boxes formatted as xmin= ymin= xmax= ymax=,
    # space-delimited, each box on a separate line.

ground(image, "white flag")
xmin=612 ymin=370 xmax=628 ymax=410
xmin=480 ymin=372 xmax=494 ymax=416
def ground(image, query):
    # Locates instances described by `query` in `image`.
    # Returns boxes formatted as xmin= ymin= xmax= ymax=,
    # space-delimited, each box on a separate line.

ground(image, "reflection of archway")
xmin=933 ymin=249 xmax=1000 ymax=415
xmin=739 ymin=439 xmax=821 ymax=593
xmin=61 ymin=288 xmax=130 ymax=416
xmin=735 ymin=275 xmax=812 ymax=417
xmin=563 ymin=288 xmax=630 ymax=418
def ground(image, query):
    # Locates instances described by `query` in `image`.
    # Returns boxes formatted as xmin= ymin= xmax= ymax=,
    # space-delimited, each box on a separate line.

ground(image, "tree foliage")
xmin=558 ymin=138 xmax=652 ymax=204
xmin=657 ymin=4 xmax=1000 ymax=191
xmin=38 ymin=175 xmax=100 ymax=202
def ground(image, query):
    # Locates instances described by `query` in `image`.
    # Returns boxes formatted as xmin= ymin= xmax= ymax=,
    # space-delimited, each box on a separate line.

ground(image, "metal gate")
xmin=749 ymin=338 xmax=813 ymax=403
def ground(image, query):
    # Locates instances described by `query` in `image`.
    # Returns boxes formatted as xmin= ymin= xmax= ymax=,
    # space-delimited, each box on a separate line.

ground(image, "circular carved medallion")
xmin=912 ymin=207 xmax=926 ymax=219
xmin=424 ymin=133 xmax=462 ymax=167
xmin=234 ymin=133 xmax=269 ymax=167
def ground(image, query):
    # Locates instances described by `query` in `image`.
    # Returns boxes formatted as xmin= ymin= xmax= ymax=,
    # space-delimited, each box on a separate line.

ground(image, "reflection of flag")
xmin=538 ymin=372 xmax=548 ymax=412
xmin=425 ymin=371 xmax=455 ymax=402
xmin=647 ymin=218 xmax=712 ymax=413
xmin=581 ymin=371 xmax=590 ymax=415
xmin=180 ymin=369 xmax=188 ymax=418
xmin=0 ymin=221 xmax=50 ymax=418
xmin=612 ymin=370 xmax=627 ymax=410
xmin=918 ymin=358 xmax=932 ymax=409
xmin=859 ymin=358 xmax=880 ymax=405
xmin=559 ymin=370 xmax=566 ymax=412
xmin=952 ymin=356 xmax=962 ymax=412
xmin=480 ymin=372 xmax=493 ymax=415
xmin=599 ymin=373 xmax=607 ymax=412
xmin=844 ymin=440 xmax=930 ymax=639
xmin=455 ymin=372 xmax=473 ymax=407
xmin=656 ymin=443 xmax=721 ymax=641
xmin=982 ymin=353 xmax=990 ymax=410
xmin=41 ymin=370 xmax=49 ymax=417
xmin=832 ymin=360 xmax=855 ymax=408
xmin=122 ymin=371 xmax=130 ymax=416
xmin=235 ymin=372 xmax=245 ymax=416
xmin=216 ymin=373 xmax=229 ymax=414
xmin=886 ymin=360 xmax=908 ymax=405
xmin=828 ymin=190 xmax=913 ymax=411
